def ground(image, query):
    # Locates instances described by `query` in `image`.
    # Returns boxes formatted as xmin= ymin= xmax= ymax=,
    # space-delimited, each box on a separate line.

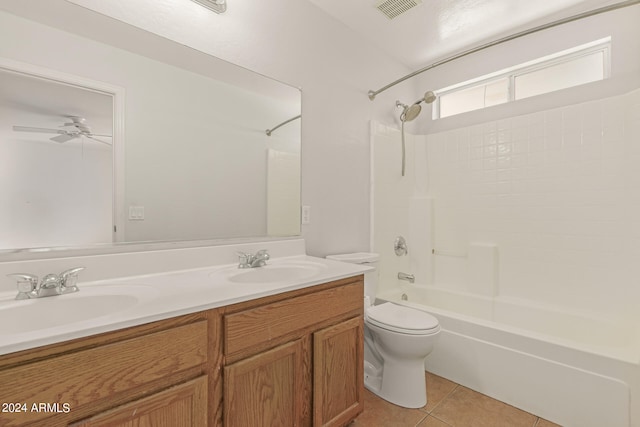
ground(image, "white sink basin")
xmin=210 ymin=260 xmax=327 ymax=284
xmin=0 ymin=285 xmax=151 ymax=334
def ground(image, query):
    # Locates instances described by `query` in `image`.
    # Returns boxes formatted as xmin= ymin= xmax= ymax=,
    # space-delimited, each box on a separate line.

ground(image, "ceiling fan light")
xmin=50 ymin=133 xmax=76 ymax=143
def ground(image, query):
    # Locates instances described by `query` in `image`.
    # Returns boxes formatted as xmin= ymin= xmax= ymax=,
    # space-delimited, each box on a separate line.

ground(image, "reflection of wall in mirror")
xmin=0 ymin=68 xmax=114 ymax=250
xmin=267 ymin=149 xmax=301 ymax=237
xmin=0 ymin=9 xmax=301 ymax=247
xmin=0 ymin=120 xmax=113 ymax=250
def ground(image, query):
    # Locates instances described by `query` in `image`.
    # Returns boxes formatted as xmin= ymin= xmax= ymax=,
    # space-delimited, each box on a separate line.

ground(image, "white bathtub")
xmin=378 ymin=285 xmax=640 ymax=427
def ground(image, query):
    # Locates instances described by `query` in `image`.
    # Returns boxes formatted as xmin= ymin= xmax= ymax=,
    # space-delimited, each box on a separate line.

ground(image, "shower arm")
xmin=265 ymin=114 xmax=302 ymax=136
xmin=367 ymin=0 xmax=640 ymax=101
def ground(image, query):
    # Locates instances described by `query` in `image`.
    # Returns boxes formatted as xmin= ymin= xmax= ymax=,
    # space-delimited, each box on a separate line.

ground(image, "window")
xmin=433 ymin=38 xmax=610 ymax=119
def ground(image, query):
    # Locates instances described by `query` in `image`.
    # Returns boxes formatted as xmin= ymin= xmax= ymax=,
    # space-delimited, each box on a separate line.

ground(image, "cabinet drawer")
xmin=71 ymin=376 xmax=208 ymax=427
xmin=225 ymin=282 xmax=362 ymax=357
xmin=0 ymin=321 xmax=208 ymax=426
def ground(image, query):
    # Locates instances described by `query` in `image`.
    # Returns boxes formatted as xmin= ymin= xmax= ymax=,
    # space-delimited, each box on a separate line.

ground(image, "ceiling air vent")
xmin=376 ymin=0 xmax=422 ymax=20
xmin=191 ymin=0 xmax=227 ymax=14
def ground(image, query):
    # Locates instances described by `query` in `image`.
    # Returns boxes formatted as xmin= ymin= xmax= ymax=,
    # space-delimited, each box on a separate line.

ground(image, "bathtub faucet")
xmin=397 ymin=272 xmax=415 ymax=283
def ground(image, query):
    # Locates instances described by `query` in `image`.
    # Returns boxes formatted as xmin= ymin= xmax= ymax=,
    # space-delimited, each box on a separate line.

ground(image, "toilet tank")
xmin=326 ymin=253 xmax=379 ymax=302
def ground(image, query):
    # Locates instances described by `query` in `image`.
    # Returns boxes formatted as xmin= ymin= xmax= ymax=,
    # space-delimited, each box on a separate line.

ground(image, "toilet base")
xmin=364 ymin=357 xmax=428 ymax=409
xmin=364 ymin=360 xmax=382 ymax=392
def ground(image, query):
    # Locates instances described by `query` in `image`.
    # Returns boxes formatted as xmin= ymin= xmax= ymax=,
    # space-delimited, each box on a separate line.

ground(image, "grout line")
xmin=430 ymin=413 xmax=455 ymax=426
xmin=428 ymin=383 xmax=459 ymax=414
xmin=414 ymin=413 xmax=429 ymax=427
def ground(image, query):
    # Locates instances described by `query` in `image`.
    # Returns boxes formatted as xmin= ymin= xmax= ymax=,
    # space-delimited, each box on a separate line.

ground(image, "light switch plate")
xmin=301 ymin=205 xmax=311 ymax=225
xmin=128 ymin=206 xmax=145 ymax=220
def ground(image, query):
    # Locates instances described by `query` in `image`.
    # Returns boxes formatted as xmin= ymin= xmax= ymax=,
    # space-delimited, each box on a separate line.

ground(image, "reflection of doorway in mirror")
xmin=267 ymin=149 xmax=301 ymax=236
xmin=0 ymin=59 xmax=123 ymax=250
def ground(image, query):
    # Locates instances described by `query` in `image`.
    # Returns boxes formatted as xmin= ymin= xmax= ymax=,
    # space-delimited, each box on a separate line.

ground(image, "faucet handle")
xmin=7 ymin=273 xmax=38 ymax=300
xmin=60 ymin=267 xmax=85 ymax=278
xmin=255 ymin=249 xmax=270 ymax=259
xmin=236 ymin=251 xmax=251 ymax=268
xmin=60 ymin=267 xmax=85 ymax=293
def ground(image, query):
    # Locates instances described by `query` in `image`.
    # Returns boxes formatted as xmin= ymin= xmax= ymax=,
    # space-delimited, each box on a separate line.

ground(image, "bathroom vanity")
xmin=0 ymin=265 xmax=365 ymax=427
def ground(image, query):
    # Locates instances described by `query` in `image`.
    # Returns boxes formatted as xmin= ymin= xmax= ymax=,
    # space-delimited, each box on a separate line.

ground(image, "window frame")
xmin=432 ymin=37 xmax=611 ymax=120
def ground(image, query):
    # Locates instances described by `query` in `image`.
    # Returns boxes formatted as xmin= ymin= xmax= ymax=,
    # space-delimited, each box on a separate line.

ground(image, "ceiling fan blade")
xmin=50 ymin=134 xmax=77 ymax=143
xmin=86 ymin=135 xmax=112 ymax=146
xmin=89 ymin=133 xmax=113 ymax=138
xmin=13 ymin=126 xmax=65 ymax=134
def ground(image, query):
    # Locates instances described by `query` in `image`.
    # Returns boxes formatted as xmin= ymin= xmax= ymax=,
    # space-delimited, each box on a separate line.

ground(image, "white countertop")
xmin=0 ymin=255 xmax=371 ymax=355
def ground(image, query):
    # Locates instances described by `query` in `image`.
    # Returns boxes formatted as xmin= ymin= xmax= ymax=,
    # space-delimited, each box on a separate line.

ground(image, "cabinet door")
xmin=313 ymin=317 xmax=364 ymax=427
xmin=71 ymin=376 xmax=207 ymax=427
xmin=224 ymin=339 xmax=306 ymax=427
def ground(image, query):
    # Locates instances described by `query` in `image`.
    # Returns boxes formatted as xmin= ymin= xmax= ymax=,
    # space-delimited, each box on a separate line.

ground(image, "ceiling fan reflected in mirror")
xmin=12 ymin=116 xmax=112 ymax=145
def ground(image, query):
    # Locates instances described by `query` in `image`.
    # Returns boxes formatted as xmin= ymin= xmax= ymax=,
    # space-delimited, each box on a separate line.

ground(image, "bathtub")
xmin=377 ymin=285 xmax=640 ymax=427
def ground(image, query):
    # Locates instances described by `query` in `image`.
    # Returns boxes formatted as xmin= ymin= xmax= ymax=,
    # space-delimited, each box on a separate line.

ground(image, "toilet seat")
xmin=366 ymin=302 xmax=440 ymax=335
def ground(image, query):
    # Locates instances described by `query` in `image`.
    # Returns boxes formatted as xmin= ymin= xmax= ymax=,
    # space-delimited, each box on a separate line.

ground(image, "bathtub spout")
xmin=398 ymin=272 xmax=415 ymax=283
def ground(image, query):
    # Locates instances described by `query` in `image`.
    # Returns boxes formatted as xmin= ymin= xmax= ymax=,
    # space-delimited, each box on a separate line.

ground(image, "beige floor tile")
xmin=418 ymin=415 xmax=453 ymax=426
xmin=536 ymin=419 xmax=562 ymax=427
xmin=423 ymin=372 xmax=458 ymax=413
xmin=351 ymin=389 xmax=428 ymax=427
xmin=431 ymin=386 xmax=537 ymax=427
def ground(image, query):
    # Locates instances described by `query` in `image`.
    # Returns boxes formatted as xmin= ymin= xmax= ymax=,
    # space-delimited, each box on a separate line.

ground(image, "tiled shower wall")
xmin=426 ymin=89 xmax=640 ymax=319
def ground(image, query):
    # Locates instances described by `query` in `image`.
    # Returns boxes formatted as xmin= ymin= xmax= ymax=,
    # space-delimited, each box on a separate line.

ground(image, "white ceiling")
xmin=307 ymin=0 xmax=617 ymax=69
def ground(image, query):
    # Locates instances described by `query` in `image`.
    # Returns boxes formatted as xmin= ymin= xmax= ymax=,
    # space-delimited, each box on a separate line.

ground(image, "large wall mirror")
xmin=0 ymin=1 xmax=301 ymax=255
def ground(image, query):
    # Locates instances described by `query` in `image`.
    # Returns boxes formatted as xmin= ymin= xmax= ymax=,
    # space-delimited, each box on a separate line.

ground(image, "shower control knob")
xmin=394 ymin=236 xmax=408 ymax=256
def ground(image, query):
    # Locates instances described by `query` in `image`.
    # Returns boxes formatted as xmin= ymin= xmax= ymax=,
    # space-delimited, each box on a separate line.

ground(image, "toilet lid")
xmin=366 ymin=302 xmax=439 ymax=334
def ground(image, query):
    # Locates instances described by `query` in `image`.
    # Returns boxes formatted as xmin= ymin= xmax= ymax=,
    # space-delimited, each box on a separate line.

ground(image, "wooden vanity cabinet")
xmin=222 ymin=276 xmax=364 ymax=427
xmin=0 ymin=310 xmax=223 ymax=427
xmin=313 ymin=316 xmax=363 ymax=427
xmin=0 ymin=275 xmax=364 ymax=427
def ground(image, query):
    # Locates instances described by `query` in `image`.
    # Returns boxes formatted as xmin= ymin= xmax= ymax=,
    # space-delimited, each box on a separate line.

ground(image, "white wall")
xmin=0 ymin=134 xmax=112 ymax=250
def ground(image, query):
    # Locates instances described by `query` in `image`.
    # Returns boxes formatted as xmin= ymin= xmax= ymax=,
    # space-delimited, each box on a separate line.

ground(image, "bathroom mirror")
xmin=0 ymin=2 xmax=301 ymax=255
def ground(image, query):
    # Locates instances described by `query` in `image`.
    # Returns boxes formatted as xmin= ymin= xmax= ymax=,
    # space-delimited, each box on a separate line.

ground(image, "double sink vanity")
xmin=0 ymin=241 xmax=371 ymax=426
xmin=0 ymin=2 xmax=356 ymax=425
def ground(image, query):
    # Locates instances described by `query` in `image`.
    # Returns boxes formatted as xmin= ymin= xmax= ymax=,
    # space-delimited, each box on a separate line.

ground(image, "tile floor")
xmin=351 ymin=372 xmax=562 ymax=427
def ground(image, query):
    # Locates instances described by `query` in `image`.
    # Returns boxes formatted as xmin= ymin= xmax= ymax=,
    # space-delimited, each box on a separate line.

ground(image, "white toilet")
xmin=326 ymin=253 xmax=440 ymax=409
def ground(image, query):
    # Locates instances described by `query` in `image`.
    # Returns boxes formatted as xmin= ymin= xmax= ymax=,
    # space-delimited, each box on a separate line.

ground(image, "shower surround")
xmin=370 ymin=88 xmax=640 ymax=427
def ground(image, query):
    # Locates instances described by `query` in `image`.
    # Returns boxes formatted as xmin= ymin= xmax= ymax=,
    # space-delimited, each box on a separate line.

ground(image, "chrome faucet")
xmin=237 ymin=250 xmax=270 ymax=269
xmin=7 ymin=267 xmax=85 ymax=300
xmin=398 ymin=272 xmax=415 ymax=283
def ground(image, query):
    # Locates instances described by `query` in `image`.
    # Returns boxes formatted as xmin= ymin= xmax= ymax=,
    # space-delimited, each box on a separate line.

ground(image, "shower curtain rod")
xmin=367 ymin=0 xmax=640 ymax=101
xmin=265 ymin=114 xmax=301 ymax=136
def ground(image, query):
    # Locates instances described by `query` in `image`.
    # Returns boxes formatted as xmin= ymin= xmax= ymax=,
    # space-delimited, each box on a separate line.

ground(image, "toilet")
xmin=326 ymin=253 xmax=440 ymax=409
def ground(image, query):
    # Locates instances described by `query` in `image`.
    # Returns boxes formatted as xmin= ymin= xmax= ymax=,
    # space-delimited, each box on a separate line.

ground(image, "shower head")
xmin=396 ymin=100 xmax=421 ymax=122
xmin=396 ymin=91 xmax=437 ymax=122
xmin=401 ymin=104 xmax=421 ymax=122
